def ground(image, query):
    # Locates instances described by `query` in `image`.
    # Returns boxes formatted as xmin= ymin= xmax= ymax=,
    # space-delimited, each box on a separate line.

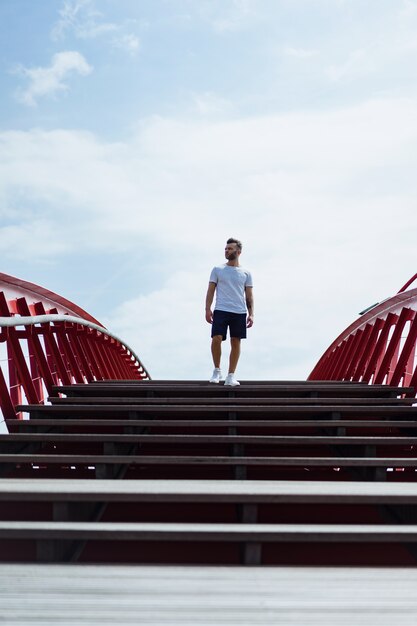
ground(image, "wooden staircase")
xmin=1 ymin=379 xmax=417 ymax=565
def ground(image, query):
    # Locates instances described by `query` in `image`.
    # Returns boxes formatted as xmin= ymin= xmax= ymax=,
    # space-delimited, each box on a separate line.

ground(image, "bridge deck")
xmin=2 ymin=564 xmax=417 ymax=626
xmin=2 ymin=380 xmax=417 ymax=565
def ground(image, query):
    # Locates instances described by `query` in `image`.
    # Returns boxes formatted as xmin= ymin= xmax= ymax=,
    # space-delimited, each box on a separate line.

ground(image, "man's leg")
xmin=209 ymin=334 xmax=223 ymax=383
xmin=224 ymin=314 xmax=246 ymax=386
xmin=228 ymin=337 xmax=241 ymax=374
xmin=211 ymin=335 xmax=223 ymax=368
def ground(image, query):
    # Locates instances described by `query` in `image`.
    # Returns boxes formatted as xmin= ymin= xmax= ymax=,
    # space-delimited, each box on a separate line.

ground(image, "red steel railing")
xmin=309 ymin=276 xmax=417 ymax=395
xmin=0 ymin=273 xmax=150 ymax=423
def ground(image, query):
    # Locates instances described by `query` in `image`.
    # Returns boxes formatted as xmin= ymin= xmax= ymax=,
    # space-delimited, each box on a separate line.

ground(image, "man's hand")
xmin=205 ymin=282 xmax=216 ymax=324
xmin=245 ymin=286 xmax=254 ymax=329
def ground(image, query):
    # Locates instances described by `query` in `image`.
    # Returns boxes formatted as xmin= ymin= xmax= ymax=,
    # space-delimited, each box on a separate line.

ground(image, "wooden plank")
xmin=54 ymin=382 xmax=413 ymax=397
xmin=2 ymin=521 xmax=417 ymax=542
xmin=0 ymin=453 xmax=416 ymax=467
xmin=48 ymin=396 xmax=416 ymax=405
xmin=87 ymin=379 xmax=368 ymax=385
xmin=1 ymin=564 xmax=417 ymax=626
xmin=16 ymin=404 xmax=417 ymax=417
xmin=2 ymin=478 xmax=417 ymax=504
xmin=7 ymin=418 xmax=417 ymax=429
xmin=2 ymin=432 xmax=417 ymax=446
xmin=58 ymin=381 xmax=409 ymax=390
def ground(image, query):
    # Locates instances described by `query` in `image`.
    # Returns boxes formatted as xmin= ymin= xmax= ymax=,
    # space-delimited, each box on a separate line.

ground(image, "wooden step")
xmin=8 ymin=418 xmax=417 ymax=432
xmin=2 ymin=432 xmax=417 ymax=447
xmin=1 ymin=478 xmax=417 ymax=504
xmin=48 ymin=396 xmax=416 ymax=406
xmin=2 ymin=479 xmax=417 ymax=564
xmin=16 ymin=404 xmax=417 ymax=419
xmin=1 ymin=453 xmax=416 ymax=468
xmin=2 ymin=520 xmax=417 ymax=542
xmin=1 ymin=564 xmax=417 ymax=623
xmin=53 ymin=382 xmax=412 ymax=399
xmin=1 ymin=521 xmax=417 ymax=565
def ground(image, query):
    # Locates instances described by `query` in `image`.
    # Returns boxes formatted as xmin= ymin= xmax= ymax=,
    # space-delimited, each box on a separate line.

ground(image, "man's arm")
xmin=205 ymin=282 xmax=216 ymax=324
xmin=245 ymin=286 xmax=254 ymax=328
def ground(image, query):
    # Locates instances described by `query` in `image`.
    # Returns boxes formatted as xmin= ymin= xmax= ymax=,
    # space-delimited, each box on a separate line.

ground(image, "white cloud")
xmin=325 ymin=49 xmax=375 ymax=82
xmin=112 ymin=34 xmax=140 ymax=56
xmin=192 ymin=0 xmax=259 ymax=33
xmin=284 ymin=46 xmax=318 ymax=59
xmin=192 ymin=92 xmax=234 ymax=116
xmin=15 ymin=51 xmax=93 ymax=106
xmin=1 ymin=97 xmax=417 ymax=377
xmin=103 ymin=272 xmax=209 ymax=379
xmin=52 ymin=0 xmax=139 ymax=56
xmin=2 ymin=99 xmax=417 ymax=250
xmin=0 ymin=220 xmax=70 ymax=260
xmin=322 ymin=4 xmax=417 ymax=85
xmin=52 ymin=0 xmax=117 ymax=41
xmin=400 ymin=0 xmax=417 ymax=18
xmin=51 ymin=0 xmax=87 ymax=40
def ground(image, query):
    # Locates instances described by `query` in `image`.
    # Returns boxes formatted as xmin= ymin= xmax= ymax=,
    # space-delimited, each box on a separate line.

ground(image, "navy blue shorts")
xmin=211 ymin=310 xmax=247 ymax=341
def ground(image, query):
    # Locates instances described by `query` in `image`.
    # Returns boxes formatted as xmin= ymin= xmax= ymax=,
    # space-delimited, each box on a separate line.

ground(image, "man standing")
xmin=205 ymin=238 xmax=254 ymax=386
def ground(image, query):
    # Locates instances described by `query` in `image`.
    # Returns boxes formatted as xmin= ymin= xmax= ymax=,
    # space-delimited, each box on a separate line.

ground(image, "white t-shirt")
xmin=209 ymin=264 xmax=253 ymax=314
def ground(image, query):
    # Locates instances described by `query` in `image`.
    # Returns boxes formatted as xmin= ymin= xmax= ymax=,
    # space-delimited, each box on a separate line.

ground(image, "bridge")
xmin=1 ymin=271 xmax=417 ymax=624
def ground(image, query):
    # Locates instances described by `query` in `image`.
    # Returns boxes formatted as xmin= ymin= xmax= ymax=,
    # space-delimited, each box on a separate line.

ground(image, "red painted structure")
xmin=0 ymin=273 xmax=150 ymax=423
xmin=309 ymin=274 xmax=417 ymax=394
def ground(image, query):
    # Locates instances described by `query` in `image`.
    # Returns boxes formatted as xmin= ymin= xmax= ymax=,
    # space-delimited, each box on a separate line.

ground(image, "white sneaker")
xmin=209 ymin=368 xmax=222 ymax=384
xmin=224 ymin=373 xmax=240 ymax=386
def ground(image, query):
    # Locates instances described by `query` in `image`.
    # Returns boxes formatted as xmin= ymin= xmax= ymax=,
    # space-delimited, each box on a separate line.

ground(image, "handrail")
xmin=0 ymin=271 xmax=102 ymax=325
xmin=398 ymin=273 xmax=417 ymax=294
xmin=309 ymin=285 xmax=417 ymax=395
xmin=0 ymin=282 xmax=151 ymax=424
xmin=0 ymin=314 xmax=149 ymax=379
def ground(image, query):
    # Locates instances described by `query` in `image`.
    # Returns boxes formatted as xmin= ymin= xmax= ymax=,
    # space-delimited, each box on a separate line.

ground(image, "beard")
xmin=226 ymin=251 xmax=237 ymax=261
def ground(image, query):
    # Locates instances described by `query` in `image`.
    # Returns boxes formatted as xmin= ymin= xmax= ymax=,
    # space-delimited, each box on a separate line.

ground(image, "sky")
xmin=1 ymin=0 xmax=417 ymax=381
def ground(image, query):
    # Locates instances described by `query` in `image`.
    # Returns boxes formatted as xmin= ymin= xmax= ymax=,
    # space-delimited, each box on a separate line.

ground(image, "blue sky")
xmin=1 ymin=0 xmax=417 ymax=380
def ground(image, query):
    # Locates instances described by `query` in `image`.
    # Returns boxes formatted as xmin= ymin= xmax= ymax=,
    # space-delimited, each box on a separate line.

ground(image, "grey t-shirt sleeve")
xmin=209 ymin=267 xmax=218 ymax=284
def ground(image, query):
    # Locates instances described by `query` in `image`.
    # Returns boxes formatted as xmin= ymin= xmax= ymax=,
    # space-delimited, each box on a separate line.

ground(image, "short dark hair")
xmin=227 ymin=237 xmax=242 ymax=251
